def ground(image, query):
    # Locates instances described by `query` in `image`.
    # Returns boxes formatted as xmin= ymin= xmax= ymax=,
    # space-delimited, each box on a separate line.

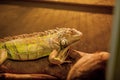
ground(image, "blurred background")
xmin=0 ymin=0 xmax=114 ymax=53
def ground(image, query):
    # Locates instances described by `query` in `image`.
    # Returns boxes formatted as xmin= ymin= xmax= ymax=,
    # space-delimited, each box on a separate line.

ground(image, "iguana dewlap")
xmin=0 ymin=28 xmax=82 ymax=65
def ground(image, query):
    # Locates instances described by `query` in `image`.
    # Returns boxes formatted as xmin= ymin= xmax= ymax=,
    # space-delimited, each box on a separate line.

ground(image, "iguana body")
xmin=0 ymin=28 xmax=82 ymax=65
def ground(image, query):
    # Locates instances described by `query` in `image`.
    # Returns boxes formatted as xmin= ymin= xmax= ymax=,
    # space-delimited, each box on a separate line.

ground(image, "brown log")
xmin=0 ymin=54 xmax=72 ymax=79
xmin=0 ymin=49 xmax=109 ymax=80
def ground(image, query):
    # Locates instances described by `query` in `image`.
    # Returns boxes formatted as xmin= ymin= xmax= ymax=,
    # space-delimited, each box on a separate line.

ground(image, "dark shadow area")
xmin=0 ymin=0 xmax=113 ymax=14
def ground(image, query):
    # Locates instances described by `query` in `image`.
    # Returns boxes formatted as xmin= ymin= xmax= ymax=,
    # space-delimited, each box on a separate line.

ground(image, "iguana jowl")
xmin=0 ymin=28 xmax=82 ymax=65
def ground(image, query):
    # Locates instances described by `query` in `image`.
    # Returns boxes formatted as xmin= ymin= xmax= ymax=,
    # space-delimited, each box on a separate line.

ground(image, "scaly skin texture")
xmin=0 ymin=28 xmax=82 ymax=65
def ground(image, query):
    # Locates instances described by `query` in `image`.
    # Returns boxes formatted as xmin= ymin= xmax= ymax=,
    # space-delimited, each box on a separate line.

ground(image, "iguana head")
xmin=49 ymin=28 xmax=82 ymax=65
xmin=57 ymin=28 xmax=82 ymax=46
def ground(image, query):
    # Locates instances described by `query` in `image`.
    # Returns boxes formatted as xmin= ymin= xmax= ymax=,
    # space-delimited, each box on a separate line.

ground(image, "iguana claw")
xmin=49 ymin=46 xmax=70 ymax=65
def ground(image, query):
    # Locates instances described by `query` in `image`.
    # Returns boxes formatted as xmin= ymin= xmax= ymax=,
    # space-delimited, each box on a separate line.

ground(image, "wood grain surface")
xmin=0 ymin=0 xmax=113 ymax=53
xmin=1 ymin=0 xmax=115 ymax=6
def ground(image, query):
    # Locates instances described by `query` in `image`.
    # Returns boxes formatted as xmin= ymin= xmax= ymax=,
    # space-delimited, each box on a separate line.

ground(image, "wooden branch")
xmin=0 ymin=73 xmax=57 ymax=80
xmin=67 ymin=50 xmax=110 ymax=80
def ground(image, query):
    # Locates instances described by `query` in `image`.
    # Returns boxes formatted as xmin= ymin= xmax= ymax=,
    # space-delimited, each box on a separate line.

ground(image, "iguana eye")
xmin=70 ymin=29 xmax=78 ymax=35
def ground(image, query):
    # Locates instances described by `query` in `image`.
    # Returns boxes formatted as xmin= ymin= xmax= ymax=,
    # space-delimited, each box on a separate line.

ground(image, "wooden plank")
xmin=1 ymin=0 xmax=115 ymax=6
xmin=0 ymin=1 xmax=113 ymax=14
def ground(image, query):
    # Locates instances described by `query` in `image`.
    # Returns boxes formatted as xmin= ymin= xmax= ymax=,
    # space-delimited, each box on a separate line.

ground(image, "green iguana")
xmin=0 ymin=28 xmax=82 ymax=65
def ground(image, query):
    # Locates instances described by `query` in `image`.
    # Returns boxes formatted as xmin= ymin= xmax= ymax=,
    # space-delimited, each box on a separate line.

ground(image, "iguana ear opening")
xmin=0 ymin=49 xmax=7 ymax=65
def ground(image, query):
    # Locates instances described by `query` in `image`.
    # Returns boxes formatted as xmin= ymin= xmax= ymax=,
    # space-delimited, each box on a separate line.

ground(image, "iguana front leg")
xmin=0 ymin=49 xmax=8 ymax=65
xmin=49 ymin=46 xmax=70 ymax=65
